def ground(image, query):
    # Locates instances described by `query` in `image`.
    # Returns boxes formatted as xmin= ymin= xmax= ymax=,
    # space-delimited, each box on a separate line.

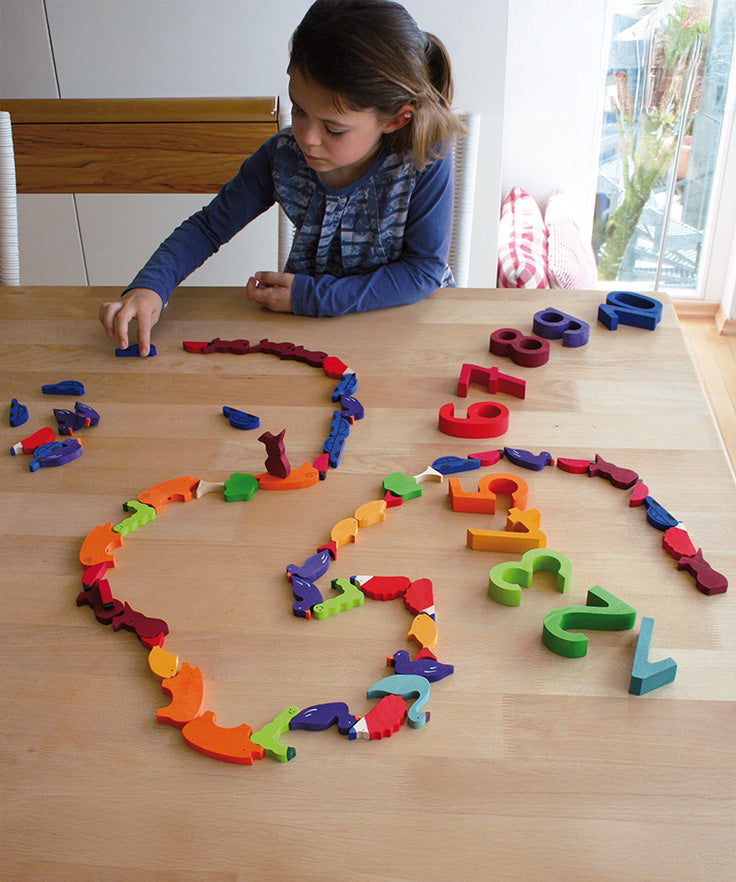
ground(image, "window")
xmin=593 ymin=0 xmax=736 ymax=291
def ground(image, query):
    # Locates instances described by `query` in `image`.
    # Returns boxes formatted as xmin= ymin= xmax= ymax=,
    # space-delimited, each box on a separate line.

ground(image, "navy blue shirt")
xmin=128 ymin=129 xmax=455 ymax=316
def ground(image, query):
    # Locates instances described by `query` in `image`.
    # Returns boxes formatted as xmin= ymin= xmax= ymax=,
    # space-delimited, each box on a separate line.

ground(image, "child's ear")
xmin=382 ymin=104 xmax=414 ymax=133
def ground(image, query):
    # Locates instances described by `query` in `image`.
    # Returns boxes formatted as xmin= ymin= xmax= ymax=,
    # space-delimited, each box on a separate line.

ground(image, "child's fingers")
xmin=99 ymin=301 xmax=125 ymax=342
xmin=254 ymin=271 xmax=291 ymax=287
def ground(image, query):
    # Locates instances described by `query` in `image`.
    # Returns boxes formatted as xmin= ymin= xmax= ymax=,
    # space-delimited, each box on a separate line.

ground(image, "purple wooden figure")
xmin=290 ymin=702 xmax=358 ymax=735
xmin=387 ymin=649 xmax=454 ymax=683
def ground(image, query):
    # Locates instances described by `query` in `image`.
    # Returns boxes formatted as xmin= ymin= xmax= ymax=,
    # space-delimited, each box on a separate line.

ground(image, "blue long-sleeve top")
xmin=126 ymin=129 xmax=455 ymax=316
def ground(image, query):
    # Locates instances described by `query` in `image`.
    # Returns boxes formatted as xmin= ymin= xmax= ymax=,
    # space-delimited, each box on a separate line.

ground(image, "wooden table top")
xmin=1 ymin=286 xmax=734 ymax=881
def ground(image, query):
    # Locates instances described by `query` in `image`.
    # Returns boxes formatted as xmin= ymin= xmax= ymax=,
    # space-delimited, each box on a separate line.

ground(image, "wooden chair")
xmin=0 ymin=111 xmax=19 ymax=285
xmin=0 ymin=96 xmax=279 ymax=285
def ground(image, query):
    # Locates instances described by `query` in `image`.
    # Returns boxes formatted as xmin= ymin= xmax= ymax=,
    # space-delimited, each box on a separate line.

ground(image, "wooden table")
xmin=1 ymin=286 xmax=734 ymax=881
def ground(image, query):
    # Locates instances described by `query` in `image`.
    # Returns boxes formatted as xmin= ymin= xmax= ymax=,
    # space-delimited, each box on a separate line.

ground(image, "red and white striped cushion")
xmin=496 ymin=187 xmax=549 ymax=288
xmin=545 ymin=191 xmax=598 ymax=289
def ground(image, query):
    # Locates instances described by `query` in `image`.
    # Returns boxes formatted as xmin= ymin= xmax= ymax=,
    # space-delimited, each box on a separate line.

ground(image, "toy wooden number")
xmin=448 ymin=472 xmax=529 ymax=514
xmin=597 ymin=291 xmax=663 ymax=330
xmin=532 ymin=307 xmax=590 ymax=347
xmin=489 ymin=328 xmax=550 ymax=367
xmin=542 ymin=586 xmax=637 ymax=658
xmin=438 ymin=401 xmax=510 ymax=438
xmin=467 ymin=507 xmax=546 ymax=553
xmin=457 ymin=363 xmax=526 ymax=399
xmin=489 ymin=548 xmax=572 ymax=606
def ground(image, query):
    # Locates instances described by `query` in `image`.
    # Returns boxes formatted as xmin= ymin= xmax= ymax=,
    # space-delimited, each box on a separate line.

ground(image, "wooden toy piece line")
xmin=73 ymin=342 xmax=726 ymax=766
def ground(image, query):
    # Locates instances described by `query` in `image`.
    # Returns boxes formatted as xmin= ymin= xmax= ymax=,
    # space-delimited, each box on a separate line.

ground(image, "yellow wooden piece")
xmin=467 ymin=507 xmax=546 ymax=553
xmin=354 ymin=499 xmax=386 ymax=527
xmin=407 ymin=613 xmax=438 ymax=650
xmin=331 ymin=517 xmax=359 ymax=547
xmin=148 ymin=645 xmax=180 ymax=680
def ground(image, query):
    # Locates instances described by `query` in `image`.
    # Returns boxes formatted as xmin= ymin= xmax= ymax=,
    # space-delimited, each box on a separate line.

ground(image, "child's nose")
xmin=301 ymin=119 xmax=322 ymax=146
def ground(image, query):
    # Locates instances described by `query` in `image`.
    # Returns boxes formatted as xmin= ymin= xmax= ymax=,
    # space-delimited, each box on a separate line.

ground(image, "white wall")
xmin=502 ymin=0 xmax=608 ymax=234
xmin=0 ymin=0 xmax=508 ymax=289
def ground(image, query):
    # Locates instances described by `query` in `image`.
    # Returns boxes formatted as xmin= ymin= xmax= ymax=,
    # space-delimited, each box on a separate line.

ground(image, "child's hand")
xmin=99 ymin=288 xmax=163 ymax=356
xmin=246 ymin=272 xmax=294 ymax=313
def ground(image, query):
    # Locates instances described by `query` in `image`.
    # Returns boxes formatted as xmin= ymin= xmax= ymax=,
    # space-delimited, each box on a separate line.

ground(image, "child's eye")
xmin=325 ymin=126 xmax=346 ymax=137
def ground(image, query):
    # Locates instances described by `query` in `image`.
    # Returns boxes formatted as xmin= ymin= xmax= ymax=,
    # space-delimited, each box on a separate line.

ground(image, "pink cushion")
xmin=496 ymin=187 xmax=549 ymax=288
xmin=545 ymin=191 xmax=598 ymax=289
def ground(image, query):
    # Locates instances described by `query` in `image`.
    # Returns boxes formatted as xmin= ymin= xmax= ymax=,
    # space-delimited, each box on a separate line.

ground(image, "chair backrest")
xmin=0 ymin=111 xmax=20 ymax=285
xmin=0 ymin=97 xmax=279 ymax=287
xmin=2 ymin=97 xmax=279 ymax=194
xmin=450 ymin=112 xmax=480 ymax=288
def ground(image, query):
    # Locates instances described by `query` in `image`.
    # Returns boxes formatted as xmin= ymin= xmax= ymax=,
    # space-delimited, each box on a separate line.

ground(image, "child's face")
xmin=288 ymin=67 xmax=407 ymax=188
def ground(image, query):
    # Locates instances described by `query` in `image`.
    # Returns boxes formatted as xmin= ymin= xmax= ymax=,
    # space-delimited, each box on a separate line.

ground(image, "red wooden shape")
xmin=92 ymin=577 xmax=115 ymax=609
xmin=111 ymin=601 xmax=169 ymax=644
xmin=354 ymin=575 xmax=410 ymax=601
xmin=182 ymin=341 xmax=207 ymax=353
xmin=318 ymin=540 xmax=339 ymax=560
xmin=258 ymin=429 xmax=291 ymax=479
xmin=322 ymin=355 xmax=349 ymax=378
xmin=81 ymin=561 xmax=110 ymax=589
xmin=489 ymin=328 xmax=550 ymax=367
xmin=281 ymin=344 xmax=327 ymax=367
xmin=384 ymin=492 xmax=404 ymax=508
xmin=181 ymin=711 xmax=266 ymax=764
xmin=629 ymin=481 xmax=650 ymax=507
xmin=457 ymin=364 xmax=526 ymax=399
xmin=469 ymin=449 xmax=503 ymax=466
xmin=313 ymin=452 xmax=330 ymax=477
xmin=10 ymin=426 xmax=55 ymax=455
xmin=588 ymin=454 xmax=638 ymax=489
xmin=438 ymin=401 xmax=510 ymax=438
xmin=678 ymin=549 xmax=728 ymax=596
xmin=76 ymin=583 xmax=124 ymax=625
xmin=663 ymin=526 xmax=697 ymax=560
xmin=556 ymin=457 xmax=591 ymax=474
xmin=350 ymin=694 xmax=408 ymax=740
xmin=404 ymin=578 xmax=435 ymax=616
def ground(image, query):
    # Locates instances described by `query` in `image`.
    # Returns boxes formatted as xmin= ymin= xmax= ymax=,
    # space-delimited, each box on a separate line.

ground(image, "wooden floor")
xmin=676 ymin=308 xmax=736 ymax=475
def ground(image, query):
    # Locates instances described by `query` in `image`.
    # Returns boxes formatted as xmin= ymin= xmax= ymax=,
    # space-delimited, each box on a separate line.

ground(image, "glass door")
xmin=593 ymin=0 xmax=736 ymax=292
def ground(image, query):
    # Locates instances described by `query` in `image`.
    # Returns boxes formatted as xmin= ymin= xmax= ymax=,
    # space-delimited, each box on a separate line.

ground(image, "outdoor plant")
xmin=597 ymin=2 xmax=710 ymax=280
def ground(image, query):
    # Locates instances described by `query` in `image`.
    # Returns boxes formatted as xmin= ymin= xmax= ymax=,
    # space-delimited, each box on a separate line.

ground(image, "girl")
xmin=100 ymin=0 xmax=466 ymax=355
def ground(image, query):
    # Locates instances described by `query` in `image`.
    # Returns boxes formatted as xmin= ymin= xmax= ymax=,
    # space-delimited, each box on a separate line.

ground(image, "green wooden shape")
xmin=489 ymin=548 xmax=572 ymax=607
xmin=312 ymin=577 xmax=366 ymax=620
xmin=251 ymin=706 xmax=300 ymax=762
xmin=382 ymin=471 xmax=423 ymax=500
xmin=542 ymin=585 xmax=637 ymax=658
xmin=224 ymin=472 xmax=259 ymax=502
xmin=367 ymin=673 xmax=431 ymax=729
xmin=629 ymin=617 xmax=677 ymax=695
xmin=113 ymin=499 xmax=157 ymax=536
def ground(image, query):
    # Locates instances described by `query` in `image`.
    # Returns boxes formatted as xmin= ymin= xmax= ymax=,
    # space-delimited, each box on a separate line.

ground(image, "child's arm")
xmin=288 ymin=151 xmax=455 ymax=316
xmin=99 ymin=139 xmax=278 ymax=348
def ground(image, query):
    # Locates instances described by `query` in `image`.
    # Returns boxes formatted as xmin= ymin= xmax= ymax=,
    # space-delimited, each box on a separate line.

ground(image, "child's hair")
xmin=289 ymin=0 xmax=466 ymax=170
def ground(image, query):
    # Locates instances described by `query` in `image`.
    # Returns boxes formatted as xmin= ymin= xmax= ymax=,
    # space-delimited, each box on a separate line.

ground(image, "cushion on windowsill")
xmin=545 ymin=190 xmax=598 ymax=289
xmin=496 ymin=187 xmax=549 ymax=289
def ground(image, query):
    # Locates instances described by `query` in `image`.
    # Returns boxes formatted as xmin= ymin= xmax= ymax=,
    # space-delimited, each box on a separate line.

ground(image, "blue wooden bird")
xmin=387 ymin=650 xmax=454 ymax=683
